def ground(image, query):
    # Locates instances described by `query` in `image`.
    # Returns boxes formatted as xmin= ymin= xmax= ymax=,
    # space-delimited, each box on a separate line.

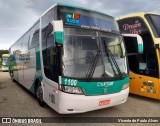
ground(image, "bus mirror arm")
xmin=122 ymin=34 xmax=144 ymax=54
xmin=52 ymin=20 xmax=64 ymax=44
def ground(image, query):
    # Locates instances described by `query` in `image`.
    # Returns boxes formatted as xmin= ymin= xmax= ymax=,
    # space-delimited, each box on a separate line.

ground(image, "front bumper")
xmin=57 ymin=87 xmax=129 ymax=114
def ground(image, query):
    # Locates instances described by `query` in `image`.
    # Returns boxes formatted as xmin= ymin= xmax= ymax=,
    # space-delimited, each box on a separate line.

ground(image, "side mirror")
xmin=122 ymin=34 xmax=143 ymax=55
xmin=52 ymin=20 xmax=64 ymax=44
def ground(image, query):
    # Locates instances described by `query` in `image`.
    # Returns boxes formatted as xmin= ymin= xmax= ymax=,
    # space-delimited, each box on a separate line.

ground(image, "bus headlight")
xmin=60 ymin=85 xmax=84 ymax=95
xmin=122 ymin=83 xmax=129 ymax=90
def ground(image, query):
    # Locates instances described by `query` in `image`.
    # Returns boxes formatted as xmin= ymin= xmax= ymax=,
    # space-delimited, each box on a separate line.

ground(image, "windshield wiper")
xmin=86 ymin=50 xmax=101 ymax=79
xmin=103 ymin=41 xmax=123 ymax=79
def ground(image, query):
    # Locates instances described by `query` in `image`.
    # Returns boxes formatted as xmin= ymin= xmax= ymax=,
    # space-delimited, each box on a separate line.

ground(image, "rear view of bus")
xmin=1 ymin=54 xmax=9 ymax=72
xmin=8 ymin=4 xmax=129 ymax=114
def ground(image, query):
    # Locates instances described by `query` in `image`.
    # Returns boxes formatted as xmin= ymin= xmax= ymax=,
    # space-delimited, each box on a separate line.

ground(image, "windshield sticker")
xmin=66 ymin=13 xmax=80 ymax=26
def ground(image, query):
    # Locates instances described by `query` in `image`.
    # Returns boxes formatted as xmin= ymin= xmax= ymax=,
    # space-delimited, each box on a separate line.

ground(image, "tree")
xmin=0 ymin=50 xmax=9 ymax=58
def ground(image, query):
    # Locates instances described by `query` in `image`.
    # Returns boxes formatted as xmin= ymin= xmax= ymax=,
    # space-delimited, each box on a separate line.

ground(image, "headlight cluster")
xmin=59 ymin=85 xmax=84 ymax=95
xmin=122 ymin=83 xmax=129 ymax=90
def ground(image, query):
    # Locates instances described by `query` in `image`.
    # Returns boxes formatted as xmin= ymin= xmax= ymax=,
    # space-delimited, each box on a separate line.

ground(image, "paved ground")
xmin=0 ymin=72 xmax=160 ymax=126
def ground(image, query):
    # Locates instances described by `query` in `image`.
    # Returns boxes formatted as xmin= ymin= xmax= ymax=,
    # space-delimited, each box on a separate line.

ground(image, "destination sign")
xmin=59 ymin=5 xmax=119 ymax=32
xmin=63 ymin=12 xmax=116 ymax=31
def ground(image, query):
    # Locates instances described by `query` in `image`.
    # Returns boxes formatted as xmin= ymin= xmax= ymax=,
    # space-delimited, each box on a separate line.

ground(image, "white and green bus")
xmin=1 ymin=54 xmax=9 ymax=71
xmin=8 ymin=4 xmax=142 ymax=114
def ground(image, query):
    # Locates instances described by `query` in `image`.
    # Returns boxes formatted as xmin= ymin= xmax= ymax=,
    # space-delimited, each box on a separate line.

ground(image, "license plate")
xmin=99 ymin=100 xmax=110 ymax=106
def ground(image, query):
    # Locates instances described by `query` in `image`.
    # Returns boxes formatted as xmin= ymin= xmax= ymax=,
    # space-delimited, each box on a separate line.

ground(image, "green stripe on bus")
xmin=36 ymin=50 xmax=41 ymax=70
xmin=29 ymin=48 xmax=42 ymax=94
xmin=61 ymin=77 xmax=129 ymax=95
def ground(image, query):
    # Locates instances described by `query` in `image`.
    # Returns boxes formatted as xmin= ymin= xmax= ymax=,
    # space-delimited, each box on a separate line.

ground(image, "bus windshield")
xmin=100 ymin=33 xmax=127 ymax=78
xmin=62 ymin=28 xmax=127 ymax=79
xmin=146 ymin=14 xmax=160 ymax=37
xmin=2 ymin=58 xmax=8 ymax=66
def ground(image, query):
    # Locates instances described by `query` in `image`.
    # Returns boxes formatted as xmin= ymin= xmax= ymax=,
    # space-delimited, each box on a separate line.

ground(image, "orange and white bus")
xmin=117 ymin=12 xmax=160 ymax=100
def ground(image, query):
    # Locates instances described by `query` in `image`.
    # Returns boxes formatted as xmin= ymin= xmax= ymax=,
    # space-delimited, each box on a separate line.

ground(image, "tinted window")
xmin=128 ymin=55 xmax=138 ymax=74
xmin=146 ymin=14 xmax=160 ymax=37
xmin=123 ymin=37 xmax=138 ymax=54
xmin=42 ymin=29 xmax=58 ymax=82
xmin=18 ymin=38 xmax=23 ymax=53
xmin=138 ymin=48 xmax=158 ymax=78
xmin=118 ymin=17 xmax=154 ymax=48
xmin=29 ymin=22 xmax=40 ymax=49
xmin=23 ymin=31 xmax=30 ymax=51
xmin=41 ymin=7 xmax=57 ymax=30
xmin=118 ymin=16 xmax=158 ymax=78
xmin=118 ymin=17 xmax=149 ymax=35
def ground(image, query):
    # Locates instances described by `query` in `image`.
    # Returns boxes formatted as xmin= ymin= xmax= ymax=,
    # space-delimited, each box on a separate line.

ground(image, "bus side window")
xmin=29 ymin=22 xmax=40 ymax=50
xmin=23 ymin=31 xmax=30 ymax=51
xmin=47 ymin=33 xmax=58 ymax=82
xmin=42 ymin=24 xmax=59 ymax=82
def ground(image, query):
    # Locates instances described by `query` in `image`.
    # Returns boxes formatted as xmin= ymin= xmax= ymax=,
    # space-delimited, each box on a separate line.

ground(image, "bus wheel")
xmin=36 ymin=81 xmax=45 ymax=107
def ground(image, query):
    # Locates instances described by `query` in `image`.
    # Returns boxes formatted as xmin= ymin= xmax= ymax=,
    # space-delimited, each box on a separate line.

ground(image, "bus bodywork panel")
xmin=61 ymin=77 xmax=129 ymax=95
xmin=129 ymin=71 xmax=160 ymax=99
xmin=41 ymin=77 xmax=129 ymax=114
xmin=57 ymin=88 xmax=129 ymax=114
xmin=8 ymin=48 xmax=42 ymax=94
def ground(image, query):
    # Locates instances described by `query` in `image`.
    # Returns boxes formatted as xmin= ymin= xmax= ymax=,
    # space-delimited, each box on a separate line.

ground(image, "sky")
xmin=0 ymin=0 xmax=160 ymax=50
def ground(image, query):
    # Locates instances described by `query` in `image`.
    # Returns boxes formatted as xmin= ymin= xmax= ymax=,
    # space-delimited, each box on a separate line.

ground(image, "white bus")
xmin=8 ymin=4 xmax=142 ymax=114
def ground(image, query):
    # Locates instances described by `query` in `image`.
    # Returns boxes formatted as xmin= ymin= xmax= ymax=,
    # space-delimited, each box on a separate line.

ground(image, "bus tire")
xmin=36 ymin=81 xmax=45 ymax=107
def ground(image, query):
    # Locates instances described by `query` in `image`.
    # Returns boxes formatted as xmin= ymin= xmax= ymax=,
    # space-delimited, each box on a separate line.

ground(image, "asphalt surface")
xmin=0 ymin=72 xmax=160 ymax=126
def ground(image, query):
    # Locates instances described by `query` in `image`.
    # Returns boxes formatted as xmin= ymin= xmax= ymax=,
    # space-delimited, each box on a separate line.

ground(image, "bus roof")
xmin=2 ymin=54 xmax=9 ymax=58
xmin=58 ymin=3 xmax=114 ymax=18
xmin=117 ymin=12 xmax=160 ymax=20
xmin=10 ymin=3 xmax=115 ymax=49
xmin=41 ymin=3 xmax=114 ymax=19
